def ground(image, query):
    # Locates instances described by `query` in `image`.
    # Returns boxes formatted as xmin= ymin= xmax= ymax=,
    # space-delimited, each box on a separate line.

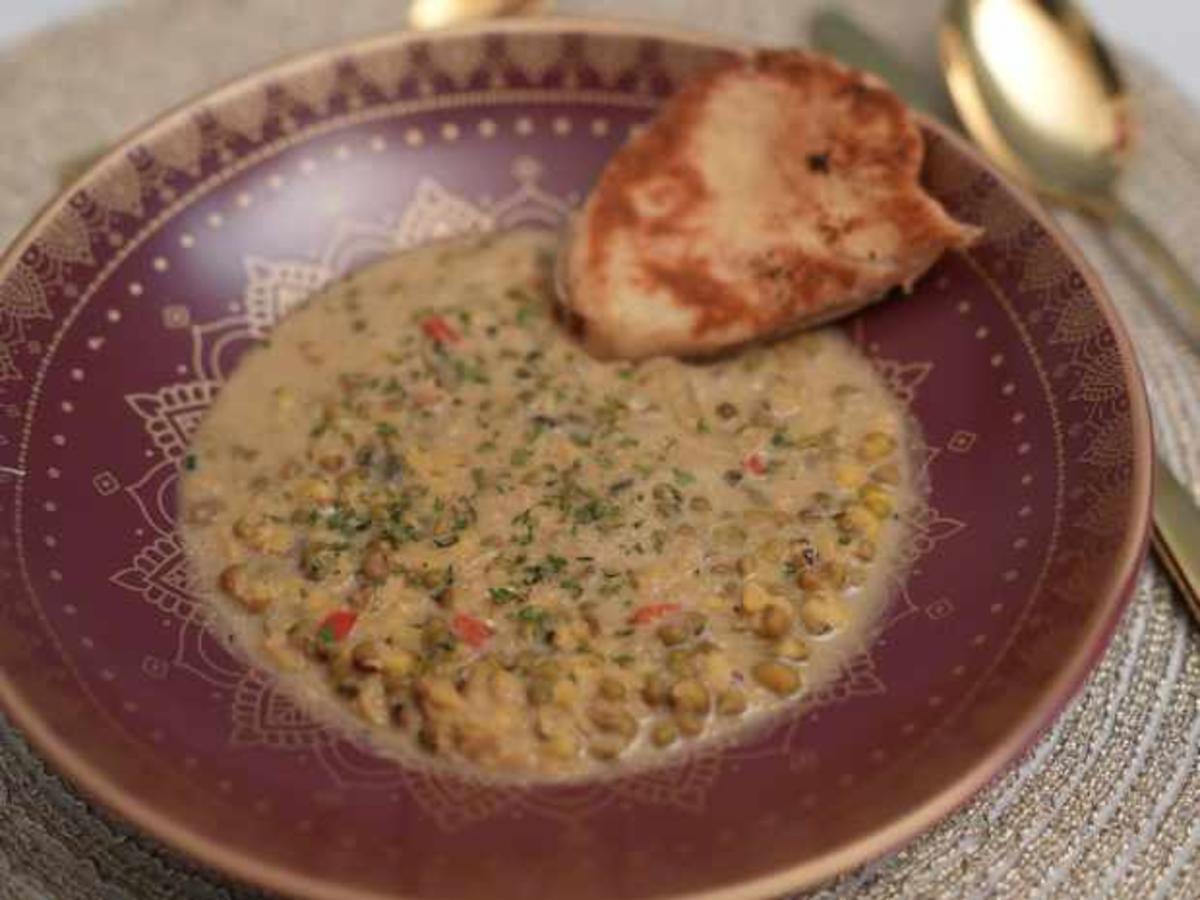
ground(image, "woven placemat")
xmin=1 ymin=1 xmax=1197 ymax=897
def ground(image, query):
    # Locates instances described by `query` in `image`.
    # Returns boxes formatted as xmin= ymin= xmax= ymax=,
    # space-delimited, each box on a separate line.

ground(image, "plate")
xmin=0 ymin=18 xmax=1151 ymax=900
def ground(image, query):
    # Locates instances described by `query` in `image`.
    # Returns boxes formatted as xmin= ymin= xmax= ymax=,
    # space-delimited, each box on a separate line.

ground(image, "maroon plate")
xmin=0 ymin=18 xmax=1151 ymax=900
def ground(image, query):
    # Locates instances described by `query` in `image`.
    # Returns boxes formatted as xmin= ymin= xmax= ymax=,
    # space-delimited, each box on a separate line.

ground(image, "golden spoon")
xmin=408 ymin=0 xmax=551 ymax=30
xmin=939 ymin=0 xmax=1200 ymax=616
xmin=940 ymin=0 xmax=1200 ymax=347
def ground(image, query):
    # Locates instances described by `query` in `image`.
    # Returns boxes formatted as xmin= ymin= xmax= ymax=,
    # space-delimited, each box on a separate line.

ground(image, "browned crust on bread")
xmin=564 ymin=50 xmax=980 ymax=359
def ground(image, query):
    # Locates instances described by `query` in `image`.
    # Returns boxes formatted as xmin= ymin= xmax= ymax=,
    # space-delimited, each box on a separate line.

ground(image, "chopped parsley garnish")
xmin=522 ymin=554 xmax=568 ymax=585
xmin=324 ymin=505 xmax=371 ymax=535
xmin=573 ymin=498 xmax=614 ymax=524
xmin=452 ymin=355 xmax=490 ymax=385
xmin=672 ymin=467 xmax=696 ymax=486
xmin=488 ymin=586 xmax=524 ymax=605
xmin=513 ymin=605 xmax=553 ymax=643
xmin=511 ymin=508 xmax=536 ymax=546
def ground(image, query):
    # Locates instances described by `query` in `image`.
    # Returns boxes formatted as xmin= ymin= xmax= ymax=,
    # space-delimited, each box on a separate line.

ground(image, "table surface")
xmin=0 ymin=1 xmax=1197 ymax=899
xmin=3 ymin=0 xmax=1200 ymax=108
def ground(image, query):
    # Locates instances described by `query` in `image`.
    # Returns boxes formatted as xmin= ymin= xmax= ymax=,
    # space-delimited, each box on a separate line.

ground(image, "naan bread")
xmin=561 ymin=50 xmax=980 ymax=360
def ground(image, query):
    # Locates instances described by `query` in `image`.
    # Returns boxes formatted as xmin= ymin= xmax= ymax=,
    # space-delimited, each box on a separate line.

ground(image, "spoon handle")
xmin=1110 ymin=200 xmax=1200 ymax=349
xmin=1152 ymin=457 xmax=1200 ymax=622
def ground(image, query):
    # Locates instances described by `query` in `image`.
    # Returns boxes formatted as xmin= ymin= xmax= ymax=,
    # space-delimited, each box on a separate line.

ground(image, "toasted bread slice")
xmin=561 ymin=51 xmax=980 ymax=359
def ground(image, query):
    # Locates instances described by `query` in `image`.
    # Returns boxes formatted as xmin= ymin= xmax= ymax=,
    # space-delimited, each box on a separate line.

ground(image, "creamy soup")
xmin=181 ymin=229 xmax=921 ymax=778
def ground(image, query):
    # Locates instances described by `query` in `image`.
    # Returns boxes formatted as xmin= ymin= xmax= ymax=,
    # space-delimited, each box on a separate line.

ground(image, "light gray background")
xmin=2 ymin=0 xmax=1200 ymax=106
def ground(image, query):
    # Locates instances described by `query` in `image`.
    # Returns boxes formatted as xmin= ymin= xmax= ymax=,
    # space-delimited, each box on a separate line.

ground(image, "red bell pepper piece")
xmin=742 ymin=451 xmax=768 ymax=476
xmin=317 ymin=609 xmax=357 ymax=644
xmin=421 ymin=315 xmax=461 ymax=345
xmin=630 ymin=602 xmax=681 ymax=625
xmin=451 ymin=612 xmax=493 ymax=648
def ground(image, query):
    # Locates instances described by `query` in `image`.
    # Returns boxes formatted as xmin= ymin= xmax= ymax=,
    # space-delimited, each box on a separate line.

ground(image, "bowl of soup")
xmin=0 ymin=18 xmax=1151 ymax=899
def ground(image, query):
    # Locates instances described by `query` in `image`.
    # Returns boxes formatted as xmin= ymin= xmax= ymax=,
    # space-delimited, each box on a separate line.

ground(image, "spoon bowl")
xmin=940 ymin=0 xmax=1130 ymax=211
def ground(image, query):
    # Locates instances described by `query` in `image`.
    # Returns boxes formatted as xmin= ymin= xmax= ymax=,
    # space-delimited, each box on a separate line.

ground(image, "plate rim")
xmin=0 ymin=14 xmax=1154 ymax=900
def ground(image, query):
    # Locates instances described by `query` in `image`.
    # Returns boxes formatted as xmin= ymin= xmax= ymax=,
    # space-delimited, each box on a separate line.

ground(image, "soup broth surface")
xmin=181 ymin=229 xmax=921 ymax=778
